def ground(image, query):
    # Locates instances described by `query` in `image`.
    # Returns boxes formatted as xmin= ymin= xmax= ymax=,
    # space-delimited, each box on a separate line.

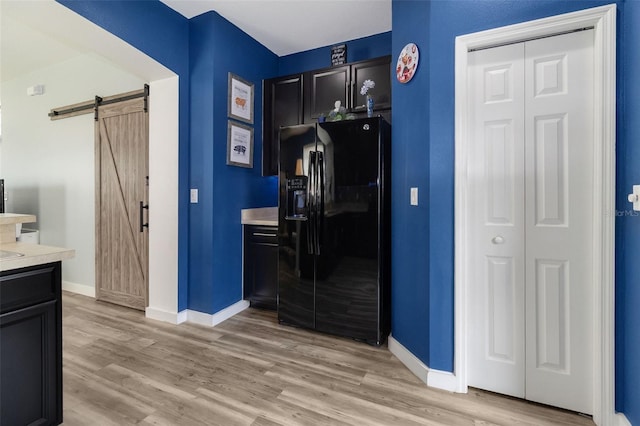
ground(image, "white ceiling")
xmin=160 ymin=0 xmax=392 ymax=57
xmin=0 ymin=0 xmax=391 ymax=84
xmin=0 ymin=1 xmax=175 ymax=84
xmin=1 ymin=12 xmax=88 ymax=83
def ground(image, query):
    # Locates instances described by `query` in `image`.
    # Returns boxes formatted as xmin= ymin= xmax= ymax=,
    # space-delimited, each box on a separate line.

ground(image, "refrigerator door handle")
xmin=306 ymin=151 xmax=316 ymax=255
xmin=311 ymin=150 xmax=319 ymax=256
xmin=316 ymin=151 xmax=324 ymax=255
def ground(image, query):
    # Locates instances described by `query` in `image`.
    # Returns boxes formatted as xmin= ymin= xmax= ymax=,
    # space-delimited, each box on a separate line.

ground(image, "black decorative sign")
xmin=331 ymin=44 xmax=347 ymax=66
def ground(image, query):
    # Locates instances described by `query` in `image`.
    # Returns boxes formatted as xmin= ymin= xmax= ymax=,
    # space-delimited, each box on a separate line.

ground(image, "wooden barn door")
xmin=95 ymin=93 xmax=149 ymax=310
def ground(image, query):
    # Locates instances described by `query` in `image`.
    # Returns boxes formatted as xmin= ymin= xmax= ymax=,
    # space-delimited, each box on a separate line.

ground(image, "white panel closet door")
xmin=523 ymin=30 xmax=594 ymax=414
xmin=467 ymin=42 xmax=526 ymax=398
xmin=467 ymin=30 xmax=594 ymax=415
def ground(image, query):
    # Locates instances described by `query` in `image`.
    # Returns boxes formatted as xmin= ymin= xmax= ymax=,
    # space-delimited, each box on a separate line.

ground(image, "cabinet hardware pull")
xmin=253 ymin=232 xmax=276 ymax=237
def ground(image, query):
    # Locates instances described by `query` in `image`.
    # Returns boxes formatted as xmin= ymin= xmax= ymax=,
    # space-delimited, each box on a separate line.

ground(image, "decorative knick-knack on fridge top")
xmin=361 ymin=79 xmax=376 ymax=117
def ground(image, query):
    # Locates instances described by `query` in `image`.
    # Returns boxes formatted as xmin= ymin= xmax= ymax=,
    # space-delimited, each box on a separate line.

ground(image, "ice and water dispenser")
xmin=285 ymin=176 xmax=308 ymax=220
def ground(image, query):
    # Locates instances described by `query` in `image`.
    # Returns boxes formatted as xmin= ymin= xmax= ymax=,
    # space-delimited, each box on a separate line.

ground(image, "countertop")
xmin=0 ymin=213 xmax=37 ymax=225
xmin=241 ymin=207 xmax=277 ymax=226
xmin=0 ymin=242 xmax=75 ymax=271
xmin=1 ymin=213 xmax=38 ymax=245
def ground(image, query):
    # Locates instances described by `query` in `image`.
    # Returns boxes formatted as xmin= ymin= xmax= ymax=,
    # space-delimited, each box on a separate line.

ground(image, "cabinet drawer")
xmin=1 ymin=263 xmax=60 ymax=314
xmin=246 ymin=226 xmax=278 ymax=244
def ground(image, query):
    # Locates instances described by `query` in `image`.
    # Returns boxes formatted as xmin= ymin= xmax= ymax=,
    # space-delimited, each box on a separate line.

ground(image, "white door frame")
xmin=454 ymin=5 xmax=616 ymax=425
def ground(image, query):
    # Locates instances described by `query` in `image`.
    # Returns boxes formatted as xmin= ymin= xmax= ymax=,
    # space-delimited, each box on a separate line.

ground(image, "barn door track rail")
xmin=48 ymin=84 xmax=149 ymax=121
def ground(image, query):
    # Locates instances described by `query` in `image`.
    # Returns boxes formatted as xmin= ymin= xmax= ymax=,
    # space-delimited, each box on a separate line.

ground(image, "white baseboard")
xmin=388 ymin=335 xmax=428 ymax=384
xmin=145 ymin=306 xmax=184 ymax=324
xmin=62 ymin=280 xmax=95 ymax=298
xmin=61 ymin=283 xmax=247 ymax=329
xmin=388 ymin=335 xmax=458 ymax=393
xmin=616 ymin=413 xmax=632 ymax=426
xmin=427 ymin=368 xmax=458 ymax=392
xmin=147 ymin=301 xmax=248 ymax=326
xmin=186 ymin=300 xmax=249 ymax=327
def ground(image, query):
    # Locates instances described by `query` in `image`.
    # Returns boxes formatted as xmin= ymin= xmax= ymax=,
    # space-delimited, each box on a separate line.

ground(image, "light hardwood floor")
xmin=62 ymin=292 xmax=594 ymax=425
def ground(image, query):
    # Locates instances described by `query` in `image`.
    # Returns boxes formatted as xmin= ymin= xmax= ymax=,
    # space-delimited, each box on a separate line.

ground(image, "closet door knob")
xmin=491 ymin=235 xmax=505 ymax=244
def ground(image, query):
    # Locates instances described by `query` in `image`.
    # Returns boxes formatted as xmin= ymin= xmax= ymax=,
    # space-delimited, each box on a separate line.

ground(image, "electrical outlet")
xmin=410 ymin=187 xmax=418 ymax=206
xmin=190 ymin=188 xmax=198 ymax=204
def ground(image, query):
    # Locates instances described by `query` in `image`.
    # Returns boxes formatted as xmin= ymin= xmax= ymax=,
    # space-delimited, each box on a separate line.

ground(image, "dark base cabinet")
xmin=1 ymin=262 xmax=62 ymax=426
xmin=243 ymin=225 xmax=278 ymax=310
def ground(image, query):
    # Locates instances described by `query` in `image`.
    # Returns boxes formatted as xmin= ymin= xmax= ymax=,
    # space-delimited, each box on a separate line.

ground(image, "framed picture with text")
xmin=228 ymin=72 xmax=254 ymax=124
xmin=227 ymin=120 xmax=254 ymax=168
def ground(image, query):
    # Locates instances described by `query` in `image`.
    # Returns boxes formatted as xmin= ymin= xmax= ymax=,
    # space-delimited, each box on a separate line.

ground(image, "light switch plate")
xmin=190 ymin=188 xmax=198 ymax=204
xmin=410 ymin=187 xmax=418 ymax=206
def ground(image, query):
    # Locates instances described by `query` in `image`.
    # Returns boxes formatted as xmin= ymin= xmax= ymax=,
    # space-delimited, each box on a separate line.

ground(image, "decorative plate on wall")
xmin=396 ymin=43 xmax=419 ymax=84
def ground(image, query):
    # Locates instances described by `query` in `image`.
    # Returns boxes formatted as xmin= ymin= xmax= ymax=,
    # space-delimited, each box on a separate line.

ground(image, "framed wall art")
xmin=227 ymin=120 xmax=254 ymax=168
xmin=331 ymin=44 xmax=347 ymax=66
xmin=228 ymin=72 xmax=254 ymax=124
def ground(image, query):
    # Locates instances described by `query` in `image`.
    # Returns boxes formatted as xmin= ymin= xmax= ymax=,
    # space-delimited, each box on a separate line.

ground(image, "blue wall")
xmin=617 ymin=1 xmax=640 ymax=422
xmin=390 ymin=1 xmax=432 ymax=367
xmin=392 ymin=0 xmax=639 ymax=422
xmin=186 ymin=16 xmax=387 ymax=314
xmin=278 ymin=32 xmax=392 ymax=76
xmin=188 ymin=12 xmax=278 ymax=313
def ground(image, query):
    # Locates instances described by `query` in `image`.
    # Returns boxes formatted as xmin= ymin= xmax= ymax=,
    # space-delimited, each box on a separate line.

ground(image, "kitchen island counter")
xmin=1 ymin=213 xmax=73 ymax=425
xmin=0 ymin=242 xmax=75 ymax=272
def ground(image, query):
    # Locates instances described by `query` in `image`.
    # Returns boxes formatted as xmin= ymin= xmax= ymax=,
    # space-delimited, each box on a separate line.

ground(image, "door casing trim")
xmin=454 ymin=5 xmax=616 ymax=425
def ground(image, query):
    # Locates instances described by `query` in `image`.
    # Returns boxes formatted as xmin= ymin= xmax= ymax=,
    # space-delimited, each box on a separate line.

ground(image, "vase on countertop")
xmin=366 ymin=95 xmax=374 ymax=118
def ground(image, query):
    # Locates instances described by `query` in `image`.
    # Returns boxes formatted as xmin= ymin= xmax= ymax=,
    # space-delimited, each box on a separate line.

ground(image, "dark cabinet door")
xmin=244 ymin=225 xmax=278 ymax=310
xmin=1 ymin=262 xmax=63 ymax=426
xmin=306 ymin=65 xmax=350 ymax=119
xmin=351 ymin=56 xmax=392 ymax=113
xmin=1 ymin=300 xmax=60 ymax=426
xmin=262 ymin=74 xmax=303 ymax=176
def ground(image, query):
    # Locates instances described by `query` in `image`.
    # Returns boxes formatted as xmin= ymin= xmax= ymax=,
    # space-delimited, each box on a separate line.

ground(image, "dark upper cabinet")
xmin=262 ymin=74 xmax=304 ymax=176
xmin=262 ymin=56 xmax=391 ymax=176
xmin=305 ymin=65 xmax=350 ymax=120
xmin=351 ymin=56 xmax=392 ymax=113
xmin=307 ymin=56 xmax=391 ymax=117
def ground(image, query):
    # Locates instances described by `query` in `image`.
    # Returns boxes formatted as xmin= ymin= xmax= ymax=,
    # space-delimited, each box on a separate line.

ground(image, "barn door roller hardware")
xmin=93 ymin=96 xmax=103 ymax=121
xmin=48 ymin=84 xmax=149 ymax=120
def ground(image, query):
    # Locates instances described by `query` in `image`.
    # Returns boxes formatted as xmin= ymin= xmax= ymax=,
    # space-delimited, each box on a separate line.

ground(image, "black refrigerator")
xmin=277 ymin=117 xmax=391 ymax=346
